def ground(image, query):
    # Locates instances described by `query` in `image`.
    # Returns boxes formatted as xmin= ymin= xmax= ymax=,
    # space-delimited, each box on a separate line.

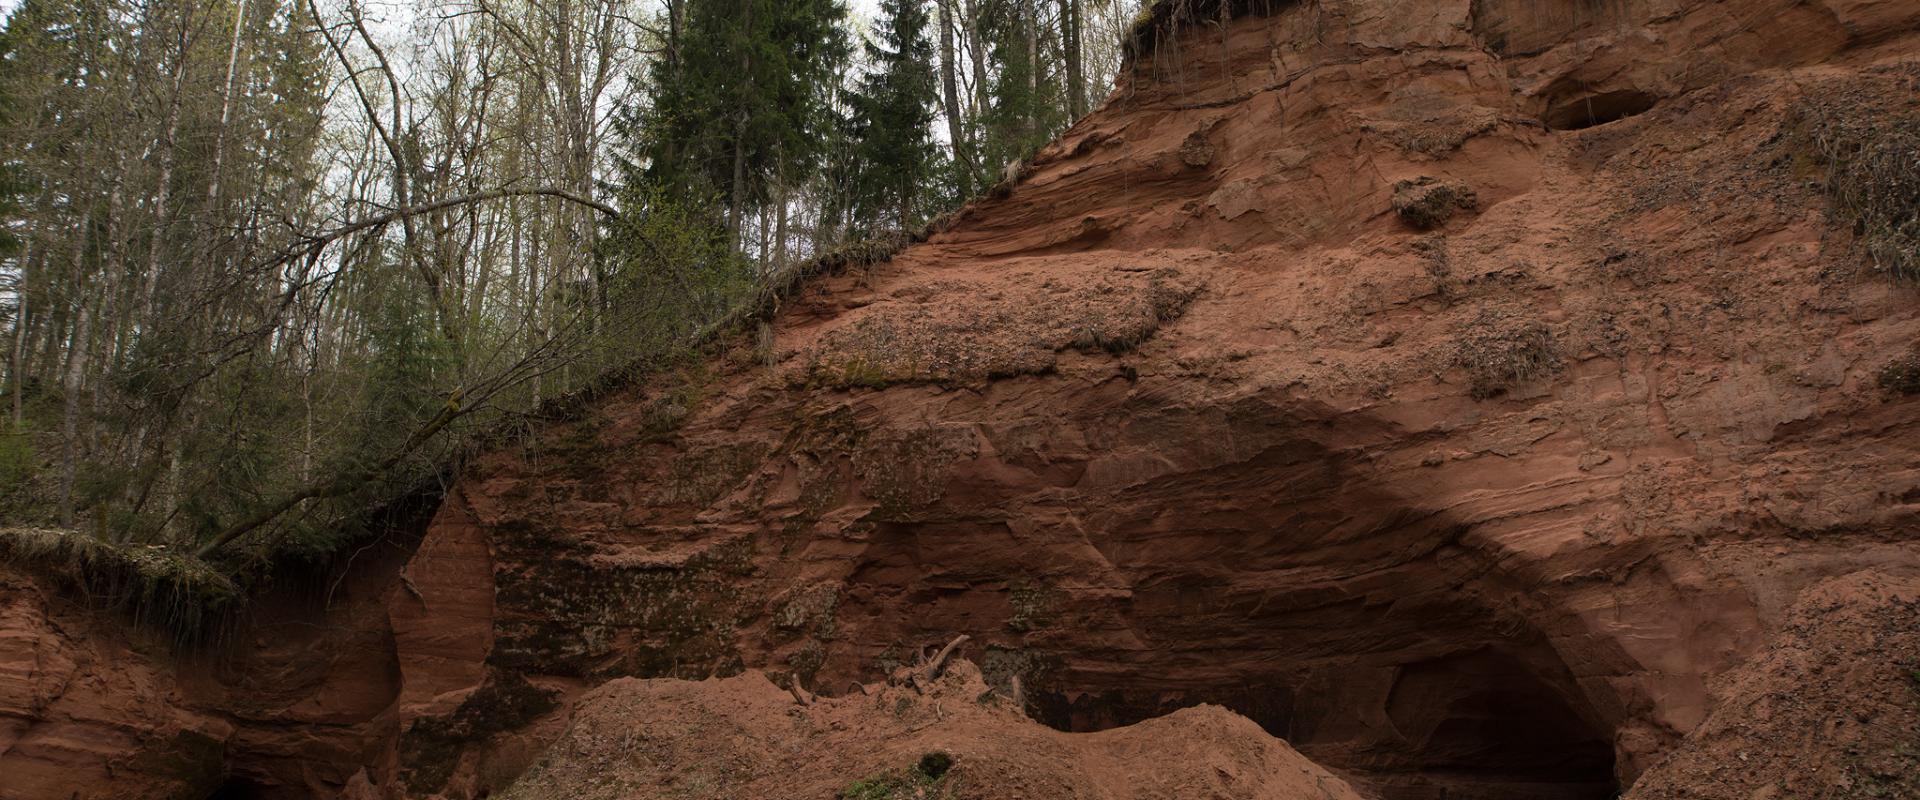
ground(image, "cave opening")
xmin=1371 ymin=648 xmax=1619 ymax=800
xmin=1029 ymin=644 xmax=1619 ymax=800
xmin=839 ymin=409 xmax=1628 ymax=799
xmin=204 ymin=776 xmax=271 ymax=800
xmin=1544 ymin=89 xmax=1659 ymax=130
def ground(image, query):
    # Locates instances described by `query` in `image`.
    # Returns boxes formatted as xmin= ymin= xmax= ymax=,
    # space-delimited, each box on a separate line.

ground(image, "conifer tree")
xmin=846 ymin=0 xmax=946 ymax=232
xmin=630 ymin=0 xmax=852 ymax=249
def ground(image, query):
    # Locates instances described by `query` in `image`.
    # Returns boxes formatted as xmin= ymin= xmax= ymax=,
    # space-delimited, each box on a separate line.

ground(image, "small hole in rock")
xmin=1545 ymin=89 xmax=1659 ymax=130
xmin=205 ymin=777 xmax=270 ymax=800
xmin=917 ymin=750 xmax=954 ymax=779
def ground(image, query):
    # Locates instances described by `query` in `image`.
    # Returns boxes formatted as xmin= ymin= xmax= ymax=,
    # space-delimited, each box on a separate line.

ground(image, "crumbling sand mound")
xmin=1625 ymin=570 xmax=1920 ymax=800
xmin=501 ymin=657 xmax=1364 ymax=800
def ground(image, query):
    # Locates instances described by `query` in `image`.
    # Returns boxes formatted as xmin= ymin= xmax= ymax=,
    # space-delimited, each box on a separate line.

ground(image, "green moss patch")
xmin=400 ymin=670 xmax=559 ymax=795
xmin=838 ymin=752 xmax=956 ymax=800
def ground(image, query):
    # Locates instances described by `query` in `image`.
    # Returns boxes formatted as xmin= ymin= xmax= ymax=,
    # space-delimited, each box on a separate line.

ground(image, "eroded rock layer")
xmin=4 ymin=0 xmax=1920 ymax=798
xmin=379 ymin=1 xmax=1920 ymax=798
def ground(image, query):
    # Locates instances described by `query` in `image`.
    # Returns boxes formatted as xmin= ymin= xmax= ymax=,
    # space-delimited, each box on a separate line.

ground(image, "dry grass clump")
xmin=810 ymin=234 xmax=913 ymax=274
xmin=1178 ymin=130 xmax=1216 ymax=167
xmin=1124 ymin=0 xmax=1295 ymax=61
xmin=1393 ymin=177 xmax=1479 ymax=229
xmin=1454 ymin=314 xmax=1564 ymax=400
xmin=1371 ymin=107 xmax=1502 ymax=156
xmin=1796 ymin=65 xmax=1920 ymax=281
xmin=1064 ymin=272 xmax=1198 ymax=353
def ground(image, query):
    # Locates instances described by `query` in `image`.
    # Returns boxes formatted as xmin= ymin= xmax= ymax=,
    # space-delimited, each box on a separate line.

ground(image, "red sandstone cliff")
xmin=5 ymin=0 xmax=1920 ymax=798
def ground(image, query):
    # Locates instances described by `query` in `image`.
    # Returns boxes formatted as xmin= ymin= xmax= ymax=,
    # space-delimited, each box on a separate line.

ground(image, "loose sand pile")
xmin=502 ymin=656 xmax=1364 ymax=800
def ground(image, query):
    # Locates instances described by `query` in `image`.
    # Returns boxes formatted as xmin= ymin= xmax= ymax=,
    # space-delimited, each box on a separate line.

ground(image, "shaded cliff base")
xmin=445 ymin=566 xmax=1920 ymax=800
xmin=414 ymin=569 xmax=1918 ymax=800
xmin=6 ymin=567 xmax=1919 ymax=799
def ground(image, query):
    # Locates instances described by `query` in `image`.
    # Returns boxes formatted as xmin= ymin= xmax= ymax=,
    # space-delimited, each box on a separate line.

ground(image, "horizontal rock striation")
xmin=4 ymin=1 xmax=1919 ymax=798
xmin=378 ymin=1 xmax=1920 ymax=798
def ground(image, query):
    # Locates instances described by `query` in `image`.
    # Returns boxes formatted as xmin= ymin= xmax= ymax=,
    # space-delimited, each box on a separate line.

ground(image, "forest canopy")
xmin=0 ymin=0 xmax=1139 ymax=574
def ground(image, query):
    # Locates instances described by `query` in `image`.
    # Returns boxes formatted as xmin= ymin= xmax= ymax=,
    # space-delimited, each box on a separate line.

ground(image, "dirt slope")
xmin=497 ymin=657 xmax=1365 ymax=800
xmin=4 ymin=0 xmax=1920 ymax=798
xmin=1626 ymin=571 xmax=1920 ymax=800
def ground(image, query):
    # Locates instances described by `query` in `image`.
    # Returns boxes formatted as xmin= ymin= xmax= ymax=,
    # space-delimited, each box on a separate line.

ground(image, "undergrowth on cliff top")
xmin=1124 ymin=0 xmax=1295 ymax=61
xmin=0 ymin=232 xmax=915 ymax=634
xmin=0 ymin=527 xmax=239 ymax=637
xmin=1796 ymin=66 xmax=1920 ymax=282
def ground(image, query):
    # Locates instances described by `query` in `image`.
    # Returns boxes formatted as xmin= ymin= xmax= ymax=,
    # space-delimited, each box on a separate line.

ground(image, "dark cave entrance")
xmin=843 ymin=405 xmax=1629 ymax=799
xmin=1543 ymin=89 xmax=1659 ymax=130
xmin=1371 ymin=648 xmax=1619 ymax=800
xmin=1026 ymin=644 xmax=1619 ymax=800
xmin=1029 ymin=640 xmax=1612 ymax=798
xmin=205 ymin=777 xmax=271 ymax=800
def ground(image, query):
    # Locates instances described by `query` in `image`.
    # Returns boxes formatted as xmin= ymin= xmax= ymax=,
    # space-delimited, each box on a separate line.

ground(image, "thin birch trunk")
xmin=207 ymin=0 xmax=251 ymax=207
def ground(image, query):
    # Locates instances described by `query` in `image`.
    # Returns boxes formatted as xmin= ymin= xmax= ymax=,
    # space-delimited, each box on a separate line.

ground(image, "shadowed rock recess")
xmin=5 ymin=0 xmax=1920 ymax=798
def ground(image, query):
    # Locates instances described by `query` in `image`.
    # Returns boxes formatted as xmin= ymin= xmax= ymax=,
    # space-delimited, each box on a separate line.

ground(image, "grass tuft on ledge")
xmin=0 ymin=527 xmax=240 ymax=638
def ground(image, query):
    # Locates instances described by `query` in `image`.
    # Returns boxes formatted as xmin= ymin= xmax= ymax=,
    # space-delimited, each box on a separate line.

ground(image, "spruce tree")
xmin=846 ymin=0 xmax=945 ymax=232
xmin=627 ymin=0 xmax=851 ymax=249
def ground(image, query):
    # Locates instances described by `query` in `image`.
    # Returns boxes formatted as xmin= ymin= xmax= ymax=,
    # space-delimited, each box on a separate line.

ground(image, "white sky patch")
xmin=0 ymin=0 xmax=881 ymax=42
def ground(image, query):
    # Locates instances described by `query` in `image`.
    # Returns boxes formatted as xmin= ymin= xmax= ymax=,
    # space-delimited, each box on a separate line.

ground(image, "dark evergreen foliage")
xmin=630 ymin=0 xmax=853 ymax=239
xmin=844 ymin=0 xmax=948 ymax=232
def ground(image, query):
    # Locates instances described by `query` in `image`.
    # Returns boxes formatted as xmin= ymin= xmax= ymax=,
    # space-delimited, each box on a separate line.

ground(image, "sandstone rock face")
xmin=0 ymin=526 xmax=413 ymax=800
xmin=0 ymin=572 xmax=228 ymax=800
xmin=4 ymin=1 xmax=1920 ymax=798
xmin=379 ymin=1 xmax=1920 ymax=798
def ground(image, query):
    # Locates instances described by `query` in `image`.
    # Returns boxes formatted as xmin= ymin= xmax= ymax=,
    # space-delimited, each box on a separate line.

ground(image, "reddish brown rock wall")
xmin=377 ymin=2 xmax=1920 ymax=798
xmin=3 ymin=1 xmax=1919 ymax=798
